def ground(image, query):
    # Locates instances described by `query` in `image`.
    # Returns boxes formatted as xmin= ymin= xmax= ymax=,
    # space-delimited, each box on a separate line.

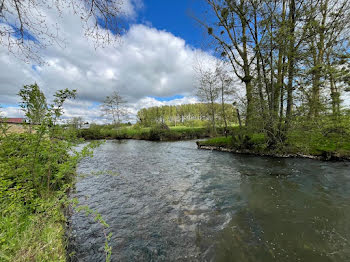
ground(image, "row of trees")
xmin=196 ymin=0 xmax=350 ymax=145
xmin=137 ymin=103 xmax=238 ymax=129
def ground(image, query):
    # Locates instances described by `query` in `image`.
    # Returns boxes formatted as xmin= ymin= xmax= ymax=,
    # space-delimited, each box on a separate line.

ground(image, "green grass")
xmin=0 ymin=198 xmax=66 ymax=262
xmin=197 ymin=136 xmax=233 ymax=147
xmin=287 ymin=129 xmax=350 ymax=156
xmin=169 ymin=126 xmax=204 ymax=131
xmin=198 ymin=123 xmax=350 ymax=159
xmin=78 ymin=125 xmax=211 ymax=141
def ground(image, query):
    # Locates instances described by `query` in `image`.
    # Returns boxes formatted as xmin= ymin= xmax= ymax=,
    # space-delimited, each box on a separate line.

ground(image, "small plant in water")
xmin=71 ymin=200 xmax=113 ymax=261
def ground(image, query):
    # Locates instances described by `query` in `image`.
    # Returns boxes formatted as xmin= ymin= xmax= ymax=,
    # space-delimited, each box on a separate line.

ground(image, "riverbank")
xmin=78 ymin=125 xmax=217 ymax=141
xmin=0 ymin=196 xmax=67 ymax=261
xmin=0 ymin=130 xmax=97 ymax=261
xmin=197 ymin=136 xmax=350 ymax=161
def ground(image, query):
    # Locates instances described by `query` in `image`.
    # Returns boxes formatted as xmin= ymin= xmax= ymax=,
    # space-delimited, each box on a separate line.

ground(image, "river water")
xmin=69 ymin=140 xmax=350 ymax=262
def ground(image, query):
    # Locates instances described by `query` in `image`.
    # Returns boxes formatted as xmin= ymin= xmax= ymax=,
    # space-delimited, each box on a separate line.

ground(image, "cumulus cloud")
xmin=0 ymin=0 xmax=219 ymax=123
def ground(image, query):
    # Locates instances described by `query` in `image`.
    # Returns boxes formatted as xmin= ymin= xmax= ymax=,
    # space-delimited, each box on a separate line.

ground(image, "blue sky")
xmin=136 ymin=0 xmax=208 ymax=50
xmin=149 ymin=95 xmax=185 ymax=102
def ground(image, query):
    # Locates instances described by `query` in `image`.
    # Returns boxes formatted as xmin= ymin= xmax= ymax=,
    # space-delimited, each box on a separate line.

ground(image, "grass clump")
xmin=0 ymin=198 xmax=66 ymax=262
xmin=286 ymin=116 xmax=350 ymax=157
xmin=198 ymin=136 xmax=234 ymax=147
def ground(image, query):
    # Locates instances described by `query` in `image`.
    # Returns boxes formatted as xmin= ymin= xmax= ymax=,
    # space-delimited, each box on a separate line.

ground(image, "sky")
xmin=0 ymin=0 xmax=217 ymax=123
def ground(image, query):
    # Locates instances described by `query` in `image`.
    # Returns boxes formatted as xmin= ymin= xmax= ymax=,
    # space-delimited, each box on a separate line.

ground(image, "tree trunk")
xmin=285 ymin=0 xmax=296 ymax=131
xmin=221 ymin=82 xmax=228 ymax=136
xmin=275 ymin=0 xmax=286 ymax=120
xmin=310 ymin=0 xmax=328 ymax=118
xmin=236 ymin=108 xmax=242 ymax=128
xmin=240 ymin=2 xmax=253 ymax=127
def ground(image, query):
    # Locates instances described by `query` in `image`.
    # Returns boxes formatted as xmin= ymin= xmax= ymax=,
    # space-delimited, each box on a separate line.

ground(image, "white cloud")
xmin=1 ymin=106 xmax=23 ymax=118
xmin=130 ymin=96 xmax=199 ymax=114
xmin=0 ymin=0 xmax=219 ymax=123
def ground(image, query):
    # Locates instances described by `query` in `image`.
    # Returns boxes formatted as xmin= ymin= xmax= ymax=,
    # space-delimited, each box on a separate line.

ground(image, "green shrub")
xmin=183 ymin=120 xmax=208 ymax=127
xmin=78 ymin=125 xmax=104 ymax=139
xmin=198 ymin=136 xmax=233 ymax=147
xmin=0 ymin=85 xmax=100 ymax=261
xmin=149 ymin=124 xmax=166 ymax=141
xmin=286 ymin=115 xmax=350 ymax=156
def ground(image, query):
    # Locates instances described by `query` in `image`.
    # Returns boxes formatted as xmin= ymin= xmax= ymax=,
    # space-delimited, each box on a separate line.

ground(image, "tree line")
xmin=195 ymin=0 xmax=350 ymax=146
xmin=137 ymin=103 xmax=238 ymax=128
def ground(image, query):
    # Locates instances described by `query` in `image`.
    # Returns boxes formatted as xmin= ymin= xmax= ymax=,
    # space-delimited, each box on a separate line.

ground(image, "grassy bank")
xmin=0 ymin=130 xmax=96 ymax=261
xmin=78 ymin=124 xmax=218 ymax=141
xmin=197 ymin=117 xmax=350 ymax=160
xmin=0 ymin=85 xmax=114 ymax=261
xmin=0 ymin=196 xmax=66 ymax=261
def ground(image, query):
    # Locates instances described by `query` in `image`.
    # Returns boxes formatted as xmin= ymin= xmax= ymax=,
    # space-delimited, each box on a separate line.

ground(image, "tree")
xmin=195 ymin=62 xmax=220 ymax=133
xmin=50 ymin=88 xmax=77 ymax=125
xmin=303 ymin=0 xmax=350 ymax=118
xmin=69 ymin=117 xmax=84 ymax=129
xmin=215 ymin=62 xmax=234 ymax=136
xmin=18 ymin=84 xmax=76 ymax=127
xmin=194 ymin=0 xmax=350 ymax=147
xmin=0 ymin=108 xmax=10 ymax=136
xmin=101 ymin=91 xmax=129 ymax=126
xmin=194 ymin=0 xmax=257 ymax=127
xmin=18 ymin=83 xmax=47 ymax=126
xmin=0 ymin=0 xmax=125 ymax=62
xmin=16 ymin=83 xmax=76 ymax=190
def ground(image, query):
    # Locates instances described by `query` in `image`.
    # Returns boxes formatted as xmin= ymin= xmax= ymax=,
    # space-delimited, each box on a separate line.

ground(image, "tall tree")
xmin=305 ymin=0 xmax=350 ymax=118
xmin=101 ymin=91 xmax=129 ymax=126
xmin=18 ymin=83 xmax=47 ymax=126
xmin=216 ymin=62 xmax=233 ymax=136
xmin=195 ymin=62 xmax=220 ymax=133
xmin=194 ymin=0 xmax=256 ymax=126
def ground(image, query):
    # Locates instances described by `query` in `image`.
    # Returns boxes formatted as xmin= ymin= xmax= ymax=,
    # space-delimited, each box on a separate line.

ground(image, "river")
xmin=69 ymin=140 xmax=350 ymax=262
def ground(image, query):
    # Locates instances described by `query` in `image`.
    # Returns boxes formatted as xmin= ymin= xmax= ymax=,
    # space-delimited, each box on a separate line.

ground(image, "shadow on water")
xmin=203 ymin=156 xmax=350 ymax=262
xmin=69 ymin=140 xmax=350 ymax=262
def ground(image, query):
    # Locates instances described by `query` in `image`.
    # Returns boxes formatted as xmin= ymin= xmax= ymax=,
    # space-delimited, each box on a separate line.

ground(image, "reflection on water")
xmin=69 ymin=140 xmax=350 ymax=261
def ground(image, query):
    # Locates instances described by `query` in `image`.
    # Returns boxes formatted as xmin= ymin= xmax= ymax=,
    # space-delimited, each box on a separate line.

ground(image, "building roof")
xmin=1 ymin=118 xmax=26 ymax=124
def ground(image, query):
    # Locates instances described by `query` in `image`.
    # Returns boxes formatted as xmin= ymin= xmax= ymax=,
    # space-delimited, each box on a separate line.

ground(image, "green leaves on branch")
xmin=18 ymin=83 xmax=47 ymax=125
xmin=17 ymin=83 xmax=77 ymax=127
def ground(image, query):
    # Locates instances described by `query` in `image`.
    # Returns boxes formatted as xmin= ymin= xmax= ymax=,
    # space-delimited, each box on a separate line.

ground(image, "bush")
xmin=0 ymin=85 xmax=106 ymax=261
xmin=78 ymin=125 xmax=105 ymax=139
xmin=183 ymin=120 xmax=208 ymax=127
xmin=287 ymin=115 xmax=350 ymax=156
xmin=149 ymin=124 xmax=166 ymax=141
xmin=198 ymin=136 xmax=233 ymax=147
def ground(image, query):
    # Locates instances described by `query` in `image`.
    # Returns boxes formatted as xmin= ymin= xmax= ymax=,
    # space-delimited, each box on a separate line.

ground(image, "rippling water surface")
xmin=70 ymin=140 xmax=350 ymax=262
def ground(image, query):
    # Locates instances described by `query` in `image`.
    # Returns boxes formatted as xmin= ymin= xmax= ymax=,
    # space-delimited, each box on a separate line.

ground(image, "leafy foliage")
xmin=0 ymin=84 xmax=97 ymax=261
xmin=137 ymin=103 xmax=238 ymax=128
xmin=199 ymin=116 xmax=350 ymax=159
xmin=18 ymin=83 xmax=47 ymax=125
xmin=78 ymin=124 xmax=218 ymax=141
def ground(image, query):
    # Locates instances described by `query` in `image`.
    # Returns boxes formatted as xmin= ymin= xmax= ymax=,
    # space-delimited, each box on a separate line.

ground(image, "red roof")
xmin=1 ymin=118 xmax=26 ymax=124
